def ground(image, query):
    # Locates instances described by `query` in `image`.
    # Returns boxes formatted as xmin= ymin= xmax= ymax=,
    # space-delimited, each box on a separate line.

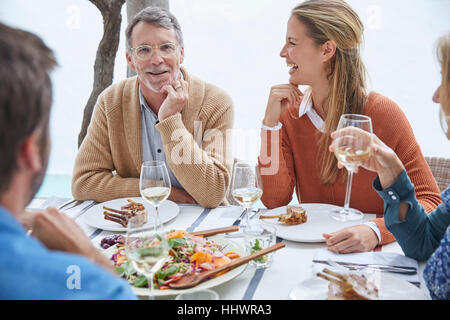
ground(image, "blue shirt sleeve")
xmin=373 ymin=170 xmax=450 ymax=261
xmin=0 ymin=241 xmax=137 ymax=300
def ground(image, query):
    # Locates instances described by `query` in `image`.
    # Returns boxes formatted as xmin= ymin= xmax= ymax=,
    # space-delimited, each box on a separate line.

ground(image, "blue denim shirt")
xmin=0 ymin=206 xmax=136 ymax=300
xmin=373 ymin=170 xmax=450 ymax=299
xmin=423 ymin=226 xmax=450 ymax=299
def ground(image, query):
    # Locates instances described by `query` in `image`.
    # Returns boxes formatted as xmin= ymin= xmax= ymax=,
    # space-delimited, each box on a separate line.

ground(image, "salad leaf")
xmin=168 ymin=237 xmax=186 ymax=248
xmin=138 ymin=247 xmax=164 ymax=257
xmin=133 ymin=275 xmax=148 ymax=287
xmin=114 ymin=266 xmax=125 ymax=277
xmin=250 ymin=239 xmax=267 ymax=262
xmin=156 ymin=264 xmax=180 ymax=280
xmin=123 ymin=261 xmax=138 ymax=277
xmin=252 ymin=239 xmax=262 ymax=251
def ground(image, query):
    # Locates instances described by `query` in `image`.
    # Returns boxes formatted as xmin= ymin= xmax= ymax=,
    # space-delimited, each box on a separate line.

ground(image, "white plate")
xmin=103 ymin=235 xmax=246 ymax=297
xmin=83 ymin=197 xmax=179 ymax=232
xmin=260 ymin=203 xmax=376 ymax=243
xmin=289 ymin=273 xmax=428 ymax=300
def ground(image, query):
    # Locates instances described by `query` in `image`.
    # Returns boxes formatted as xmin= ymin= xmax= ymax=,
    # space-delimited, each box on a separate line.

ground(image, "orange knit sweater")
xmin=258 ymin=92 xmax=442 ymax=245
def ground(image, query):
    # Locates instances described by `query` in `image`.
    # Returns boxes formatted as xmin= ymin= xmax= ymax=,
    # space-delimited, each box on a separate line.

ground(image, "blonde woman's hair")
xmin=437 ymin=32 xmax=450 ymax=115
xmin=292 ymin=0 xmax=367 ymax=185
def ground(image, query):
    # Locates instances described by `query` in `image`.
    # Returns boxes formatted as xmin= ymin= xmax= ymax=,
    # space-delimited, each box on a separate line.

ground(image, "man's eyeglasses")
xmin=130 ymin=43 xmax=178 ymax=60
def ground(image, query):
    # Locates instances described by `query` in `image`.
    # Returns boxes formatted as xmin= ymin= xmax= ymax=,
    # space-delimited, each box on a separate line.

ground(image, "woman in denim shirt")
xmin=330 ymin=32 xmax=450 ymax=300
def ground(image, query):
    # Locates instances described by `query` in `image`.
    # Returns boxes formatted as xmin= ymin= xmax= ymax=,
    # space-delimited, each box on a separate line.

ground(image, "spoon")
xmin=169 ymin=242 xmax=286 ymax=289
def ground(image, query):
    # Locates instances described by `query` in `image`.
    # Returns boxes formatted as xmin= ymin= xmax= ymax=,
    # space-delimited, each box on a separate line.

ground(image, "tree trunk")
xmin=78 ymin=0 xmax=126 ymax=148
xmin=126 ymin=0 xmax=169 ymax=77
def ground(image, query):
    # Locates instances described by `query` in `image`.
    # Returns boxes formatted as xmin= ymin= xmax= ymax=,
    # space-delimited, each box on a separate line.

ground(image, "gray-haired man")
xmin=72 ymin=6 xmax=234 ymax=208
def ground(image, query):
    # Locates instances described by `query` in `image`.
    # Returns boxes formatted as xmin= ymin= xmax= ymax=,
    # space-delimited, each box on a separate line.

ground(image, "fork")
xmin=232 ymin=208 xmax=248 ymax=226
xmin=232 ymin=208 xmax=260 ymax=226
xmin=57 ymin=199 xmax=79 ymax=211
xmin=314 ymin=259 xmax=417 ymax=275
xmin=227 ymin=208 xmax=261 ymax=238
xmin=248 ymin=208 xmax=260 ymax=220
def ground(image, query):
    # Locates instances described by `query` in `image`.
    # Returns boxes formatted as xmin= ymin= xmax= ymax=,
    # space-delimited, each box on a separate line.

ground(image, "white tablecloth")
xmin=29 ymin=198 xmax=430 ymax=300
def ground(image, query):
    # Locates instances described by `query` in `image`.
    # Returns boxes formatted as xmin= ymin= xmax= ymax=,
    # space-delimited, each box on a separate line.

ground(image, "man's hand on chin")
xmin=158 ymin=79 xmax=188 ymax=121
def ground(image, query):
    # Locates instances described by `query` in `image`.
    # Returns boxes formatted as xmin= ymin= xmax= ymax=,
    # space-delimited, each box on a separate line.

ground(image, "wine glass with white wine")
xmin=231 ymin=162 xmax=263 ymax=227
xmin=140 ymin=161 xmax=171 ymax=230
xmin=125 ymin=215 xmax=170 ymax=300
xmin=330 ymin=114 xmax=373 ymax=222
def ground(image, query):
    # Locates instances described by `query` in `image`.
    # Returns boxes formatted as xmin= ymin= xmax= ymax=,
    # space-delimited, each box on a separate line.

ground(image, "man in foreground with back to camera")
xmin=0 ymin=22 xmax=136 ymax=299
xmin=72 ymin=6 xmax=234 ymax=208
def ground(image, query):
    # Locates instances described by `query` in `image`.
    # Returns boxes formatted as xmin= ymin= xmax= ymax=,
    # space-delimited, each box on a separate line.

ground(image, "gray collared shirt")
xmin=139 ymin=88 xmax=184 ymax=191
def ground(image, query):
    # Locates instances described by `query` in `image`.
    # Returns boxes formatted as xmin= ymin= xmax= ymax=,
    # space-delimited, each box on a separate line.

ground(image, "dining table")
xmin=27 ymin=196 xmax=431 ymax=300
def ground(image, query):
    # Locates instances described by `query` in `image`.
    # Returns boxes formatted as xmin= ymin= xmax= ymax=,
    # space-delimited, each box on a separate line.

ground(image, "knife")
xmin=313 ymin=260 xmax=418 ymax=275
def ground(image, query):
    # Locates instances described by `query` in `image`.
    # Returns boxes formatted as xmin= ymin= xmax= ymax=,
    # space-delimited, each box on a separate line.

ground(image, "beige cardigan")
xmin=72 ymin=68 xmax=234 ymax=208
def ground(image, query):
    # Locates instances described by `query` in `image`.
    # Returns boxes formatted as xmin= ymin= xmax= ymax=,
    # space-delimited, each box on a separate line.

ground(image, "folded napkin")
xmin=212 ymin=206 xmax=248 ymax=227
xmin=26 ymin=196 xmax=95 ymax=219
xmin=63 ymin=200 xmax=95 ymax=219
xmin=312 ymin=248 xmax=420 ymax=286
xmin=26 ymin=196 xmax=71 ymax=211
xmin=26 ymin=198 xmax=51 ymax=211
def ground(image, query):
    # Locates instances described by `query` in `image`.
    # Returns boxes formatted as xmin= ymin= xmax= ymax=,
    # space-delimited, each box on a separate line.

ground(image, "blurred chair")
xmin=425 ymin=156 xmax=450 ymax=192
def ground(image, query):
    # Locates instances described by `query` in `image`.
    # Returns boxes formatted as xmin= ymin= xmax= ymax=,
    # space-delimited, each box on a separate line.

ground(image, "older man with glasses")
xmin=72 ymin=6 xmax=234 ymax=208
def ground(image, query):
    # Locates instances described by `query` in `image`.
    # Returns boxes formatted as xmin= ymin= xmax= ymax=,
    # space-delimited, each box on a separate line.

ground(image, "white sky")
xmin=0 ymin=0 xmax=449 ymax=175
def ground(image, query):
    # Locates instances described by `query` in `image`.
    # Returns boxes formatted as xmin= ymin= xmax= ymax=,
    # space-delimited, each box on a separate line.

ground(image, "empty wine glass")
xmin=140 ymin=161 xmax=171 ymax=230
xmin=330 ymin=114 xmax=373 ymax=222
xmin=231 ymin=162 xmax=263 ymax=227
xmin=125 ymin=215 xmax=170 ymax=300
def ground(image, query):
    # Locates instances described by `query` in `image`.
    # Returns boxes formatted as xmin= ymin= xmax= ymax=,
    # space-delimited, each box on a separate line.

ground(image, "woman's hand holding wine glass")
xmin=329 ymin=126 xmax=405 ymax=190
xmin=328 ymin=114 xmax=373 ymax=222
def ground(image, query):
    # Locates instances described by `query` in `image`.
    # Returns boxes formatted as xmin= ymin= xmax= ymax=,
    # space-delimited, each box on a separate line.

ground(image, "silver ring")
xmin=173 ymin=82 xmax=181 ymax=90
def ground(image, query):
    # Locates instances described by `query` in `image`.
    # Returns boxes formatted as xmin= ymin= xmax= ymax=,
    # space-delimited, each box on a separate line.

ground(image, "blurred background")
xmin=0 ymin=0 xmax=449 ymax=198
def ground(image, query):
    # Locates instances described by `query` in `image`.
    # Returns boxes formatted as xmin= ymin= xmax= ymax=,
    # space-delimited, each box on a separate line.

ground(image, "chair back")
xmin=425 ymin=156 xmax=450 ymax=192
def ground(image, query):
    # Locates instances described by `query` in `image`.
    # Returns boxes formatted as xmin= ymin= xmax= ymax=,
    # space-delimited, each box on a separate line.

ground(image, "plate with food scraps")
xmin=289 ymin=270 xmax=427 ymax=300
xmin=82 ymin=197 xmax=179 ymax=232
xmin=259 ymin=204 xmax=376 ymax=242
xmin=102 ymin=233 xmax=247 ymax=297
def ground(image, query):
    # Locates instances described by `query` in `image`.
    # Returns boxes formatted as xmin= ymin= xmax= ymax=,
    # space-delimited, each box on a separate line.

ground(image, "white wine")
xmin=334 ymin=146 xmax=370 ymax=170
xmin=141 ymin=187 xmax=170 ymax=206
xmin=232 ymin=187 xmax=263 ymax=206
xmin=130 ymin=248 xmax=169 ymax=276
